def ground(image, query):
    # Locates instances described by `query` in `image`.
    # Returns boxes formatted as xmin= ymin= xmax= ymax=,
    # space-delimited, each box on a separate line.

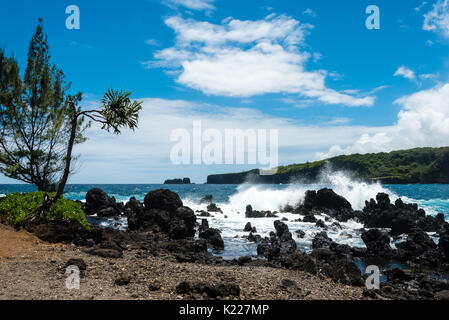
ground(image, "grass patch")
xmin=0 ymin=192 xmax=90 ymax=230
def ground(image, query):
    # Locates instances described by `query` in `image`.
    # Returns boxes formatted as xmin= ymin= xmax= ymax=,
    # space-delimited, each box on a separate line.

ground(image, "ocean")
xmin=1 ymin=171 xmax=449 ymax=261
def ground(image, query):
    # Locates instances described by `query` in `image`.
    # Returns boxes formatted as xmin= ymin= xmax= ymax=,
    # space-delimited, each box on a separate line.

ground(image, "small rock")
xmin=115 ymin=274 xmax=131 ymax=286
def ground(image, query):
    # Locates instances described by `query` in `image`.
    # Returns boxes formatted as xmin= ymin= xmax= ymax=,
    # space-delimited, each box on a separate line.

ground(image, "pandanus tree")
xmin=36 ymin=88 xmax=142 ymax=216
xmin=0 ymin=19 xmax=143 ymax=218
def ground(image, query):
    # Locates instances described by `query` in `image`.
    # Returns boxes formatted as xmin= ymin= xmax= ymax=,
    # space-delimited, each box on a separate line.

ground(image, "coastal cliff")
xmin=207 ymin=147 xmax=449 ymax=184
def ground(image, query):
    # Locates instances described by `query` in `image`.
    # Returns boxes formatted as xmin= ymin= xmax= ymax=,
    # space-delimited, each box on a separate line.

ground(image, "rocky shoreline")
xmin=2 ymin=187 xmax=449 ymax=300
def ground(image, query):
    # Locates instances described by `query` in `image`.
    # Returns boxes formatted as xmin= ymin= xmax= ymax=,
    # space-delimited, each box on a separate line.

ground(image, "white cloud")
xmin=325 ymin=118 xmax=351 ymax=125
xmin=415 ymin=2 xmax=428 ymax=12
xmin=394 ymin=66 xmax=416 ymax=81
xmin=318 ymin=83 xmax=449 ymax=159
xmin=144 ymin=15 xmax=375 ymax=107
xmin=423 ymin=0 xmax=449 ymax=37
xmin=303 ymin=8 xmax=317 ymax=17
xmin=419 ymin=73 xmax=438 ymax=80
xmin=164 ymin=0 xmax=215 ymax=11
xmin=70 ymin=98 xmax=383 ymax=183
xmin=145 ymin=39 xmax=160 ymax=46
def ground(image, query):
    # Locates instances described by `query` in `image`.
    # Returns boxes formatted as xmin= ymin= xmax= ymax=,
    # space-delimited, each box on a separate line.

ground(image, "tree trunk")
xmin=32 ymin=111 xmax=78 ymax=219
xmin=52 ymin=114 xmax=78 ymax=202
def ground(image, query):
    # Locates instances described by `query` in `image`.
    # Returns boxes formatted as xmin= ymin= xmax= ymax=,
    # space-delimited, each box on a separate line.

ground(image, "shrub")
xmin=0 ymin=192 xmax=90 ymax=229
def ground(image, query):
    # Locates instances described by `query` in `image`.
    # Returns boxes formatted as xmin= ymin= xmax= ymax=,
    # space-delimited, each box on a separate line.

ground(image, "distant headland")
xmin=207 ymin=147 xmax=449 ymax=184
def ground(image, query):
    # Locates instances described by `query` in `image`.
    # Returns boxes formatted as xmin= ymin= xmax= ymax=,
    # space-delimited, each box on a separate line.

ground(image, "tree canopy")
xmin=0 ymin=20 xmax=77 ymax=191
xmin=0 ymin=19 xmax=143 ymax=208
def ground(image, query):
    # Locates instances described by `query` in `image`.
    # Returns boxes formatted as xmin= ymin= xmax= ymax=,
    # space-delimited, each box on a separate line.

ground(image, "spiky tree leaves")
xmin=1 ymin=20 xmax=143 ymax=220
xmin=0 ymin=20 xmax=75 ymax=191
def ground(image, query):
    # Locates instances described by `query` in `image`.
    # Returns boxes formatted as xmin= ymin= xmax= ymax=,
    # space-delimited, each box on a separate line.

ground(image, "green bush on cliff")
xmin=208 ymin=147 xmax=449 ymax=184
xmin=0 ymin=192 xmax=89 ymax=229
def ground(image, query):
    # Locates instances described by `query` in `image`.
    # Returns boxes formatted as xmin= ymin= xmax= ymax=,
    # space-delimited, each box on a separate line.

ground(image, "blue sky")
xmin=1 ymin=0 xmax=449 ymax=183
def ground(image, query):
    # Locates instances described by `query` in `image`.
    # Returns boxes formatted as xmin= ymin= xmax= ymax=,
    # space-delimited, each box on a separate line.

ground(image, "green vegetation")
xmin=0 ymin=192 xmax=89 ymax=229
xmin=207 ymin=147 xmax=449 ymax=184
xmin=0 ymin=19 xmax=142 ymax=218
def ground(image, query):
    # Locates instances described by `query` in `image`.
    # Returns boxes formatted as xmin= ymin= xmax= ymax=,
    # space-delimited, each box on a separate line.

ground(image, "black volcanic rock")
xmin=144 ymin=189 xmax=183 ymax=214
xmin=26 ymin=220 xmax=102 ymax=246
xmin=292 ymin=188 xmax=354 ymax=222
xmin=207 ymin=203 xmax=222 ymax=213
xmin=128 ymin=190 xmax=196 ymax=239
xmin=312 ymin=231 xmax=333 ymax=249
xmin=301 ymin=189 xmax=352 ymax=211
xmin=199 ymin=228 xmax=224 ymax=250
xmin=395 ymin=228 xmax=439 ymax=266
xmin=243 ymin=222 xmax=256 ymax=233
xmin=83 ymin=188 xmax=121 ymax=216
xmin=361 ymin=229 xmax=393 ymax=257
xmin=361 ymin=193 xmax=446 ymax=236
xmin=199 ymin=194 xmax=213 ymax=204
xmin=256 ymin=221 xmax=296 ymax=260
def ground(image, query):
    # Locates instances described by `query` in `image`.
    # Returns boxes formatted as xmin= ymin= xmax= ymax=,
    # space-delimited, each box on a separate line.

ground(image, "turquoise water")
xmin=1 ymin=180 xmax=448 ymax=260
xmin=1 ymin=183 xmax=448 ymax=215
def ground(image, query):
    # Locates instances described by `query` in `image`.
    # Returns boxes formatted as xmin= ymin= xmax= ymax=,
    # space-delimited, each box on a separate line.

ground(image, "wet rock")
xmin=248 ymin=232 xmax=262 ymax=243
xmin=128 ymin=198 xmax=196 ymax=240
xmin=330 ymin=222 xmax=342 ymax=230
xmin=312 ymin=232 xmax=333 ymax=249
xmin=199 ymin=194 xmax=213 ymax=204
xmin=282 ymin=204 xmax=295 ymax=213
xmin=83 ymin=188 xmax=121 ymax=216
xmin=245 ymin=205 xmax=265 ymax=218
xmin=295 ymin=189 xmax=353 ymax=222
xmin=274 ymin=220 xmax=289 ymax=237
xmin=144 ymin=189 xmax=183 ymax=214
xmin=199 ymin=228 xmax=224 ymax=250
xmin=243 ymin=222 xmax=256 ymax=233
xmin=256 ymin=221 xmax=296 ymax=260
xmin=439 ymin=228 xmax=449 ymax=260
xmin=315 ymin=219 xmax=328 ymax=230
xmin=384 ymin=268 xmax=414 ymax=283
xmin=199 ymin=219 xmax=209 ymax=233
xmin=311 ymin=248 xmax=337 ymax=263
xmin=322 ymin=259 xmax=363 ymax=286
xmin=295 ymin=229 xmax=305 ymax=238
xmin=303 ymin=214 xmax=317 ymax=223
xmin=207 ymin=203 xmax=223 ymax=213
xmin=361 ymin=193 xmax=446 ymax=236
xmin=313 ymin=188 xmax=353 ymax=211
xmin=361 ymin=229 xmax=393 ymax=257
xmin=124 ymin=197 xmax=143 ymax=213
xmin=197 ymin=210 xmax=211 ymax=217
xmin=96 ymin=207 xmax=121 ymax=217
xmin=281 ymin=251 xmax=318 ymax=274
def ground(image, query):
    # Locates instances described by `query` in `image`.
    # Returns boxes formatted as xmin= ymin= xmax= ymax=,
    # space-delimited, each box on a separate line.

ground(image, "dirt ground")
xmin=0 ymin=224 xmax=365 ymax=300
